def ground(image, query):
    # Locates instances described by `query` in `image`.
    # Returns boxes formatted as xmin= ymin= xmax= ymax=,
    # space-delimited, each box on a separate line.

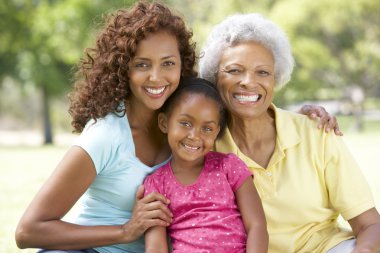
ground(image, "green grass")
xmin=1 ymin=123 xmax=380 ymax=253
xmin=0 ymin=146 xmax=69 ymax=253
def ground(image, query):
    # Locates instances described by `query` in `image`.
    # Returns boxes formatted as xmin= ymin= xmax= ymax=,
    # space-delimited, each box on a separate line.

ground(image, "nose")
xmin=240 ymin=71 xmax=257 ymax=88
xmin=187 ymin=127 xmax=200 ymax=140
xmin=149 ymin=66 xmax=162 ymax=82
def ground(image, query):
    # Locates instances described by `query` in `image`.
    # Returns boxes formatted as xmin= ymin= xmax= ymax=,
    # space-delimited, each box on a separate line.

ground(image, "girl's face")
xmin=128 ymin=31 xmax=181 ymax=111
xmin=159 ymin=93 xmax=221 ymax=167
xmin=217 ymin=41 xmax=275 ymax=119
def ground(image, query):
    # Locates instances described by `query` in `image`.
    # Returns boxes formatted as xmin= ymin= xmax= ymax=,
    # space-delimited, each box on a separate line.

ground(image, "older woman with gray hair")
xmin=199 ymin=13 xmax=380 ymax=253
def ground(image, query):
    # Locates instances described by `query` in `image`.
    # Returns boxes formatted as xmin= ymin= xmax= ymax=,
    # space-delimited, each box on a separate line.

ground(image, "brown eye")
xmin=163 ymin=61 xmax=175 ymax=67
xmin=226 ymin=68 xmax=242 ymax=74
xmin=179 ymin=121 xmax=191 ymax=128
xmin=135 ymin=62 xmax=149 ymax=68
xmin=258 ymin=70 xmax=270 ymax=76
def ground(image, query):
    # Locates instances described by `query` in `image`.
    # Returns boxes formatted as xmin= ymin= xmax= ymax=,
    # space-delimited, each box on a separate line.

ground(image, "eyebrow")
xmin=222 ymin=63 xmax=271 ymax=68
xmin=132 ymin=55 xmax=178 ymax=61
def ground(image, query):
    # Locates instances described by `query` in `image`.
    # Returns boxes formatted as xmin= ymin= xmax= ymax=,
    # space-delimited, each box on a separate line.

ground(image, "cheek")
xmin=171 ymin=66 xmax=182 ymax=81
xmin=206 ymin=133 xmax=218 ymax=146
xmin=127 ymin=72 xmax=144 ymax=86
xmin=216 ymin=83 xmax=230 ymax=101
xmin=168 ymin=125 xmax=184 ymax=139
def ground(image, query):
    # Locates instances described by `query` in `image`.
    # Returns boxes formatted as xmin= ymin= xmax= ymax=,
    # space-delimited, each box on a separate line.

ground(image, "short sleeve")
xmin=222 ymin=153 xmax=253 ymax=192
xmin=73 ymin=119 xmax=115 ymax=174
xmin=324 ymin=134 xmax=374 ymax=220
xmin=143 ymin=173 xmax=163 ymax=197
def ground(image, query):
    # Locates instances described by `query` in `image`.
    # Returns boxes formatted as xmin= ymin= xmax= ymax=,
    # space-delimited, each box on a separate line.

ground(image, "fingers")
xmin=135 ymin=185 xmax=145 ymax=201
xmin=141 ymin=191 xmax=170 ymax=205
xmin=140 ymin=192 xmax=173 ymax=223
xmin=325 ymin=116 xmax=343 ymax=136
xmin=125 ymin=191 xmax=173 ymax=240
xmin=334 ymin=127 xmax=343 ymax=136
xmin=144 ymin=201 xmax=173 ymax=222
xmin=134 ymin=190 xmax=173 ymax=223
xmin=317 ymin=112 xmax=330 ymax=130
xmin=301 ymin=105 xmax=325 ymax=122
xmin=318 ymin=114 xmax=343 ymax=136
xmin=122 ymin=213 xmax=169 ymax=242
xmin=147 ymin=208 xmax=172 ymax=222
xmin=145 ymin=218 xmax=170 ymax=228
xmin=300 ymin=104 xmax=343 ymax=136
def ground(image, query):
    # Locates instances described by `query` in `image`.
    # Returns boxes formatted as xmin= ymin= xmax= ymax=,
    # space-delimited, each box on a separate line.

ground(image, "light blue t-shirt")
xmin=74 ymin=111 xmax=169 ymax=253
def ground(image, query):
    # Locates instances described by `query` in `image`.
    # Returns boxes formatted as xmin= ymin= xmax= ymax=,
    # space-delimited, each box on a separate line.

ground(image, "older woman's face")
xmin=217 ymin=41 xmax=275 ymax=119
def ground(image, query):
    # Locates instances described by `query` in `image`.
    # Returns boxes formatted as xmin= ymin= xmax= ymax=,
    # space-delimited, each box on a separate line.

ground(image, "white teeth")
xmin=234 ymin=94 xmax=260 ymax=102
xmin=145 ymin=86 xmax=165 ymax=95
xmin=183 ymin=144 xmax=199 ymax=150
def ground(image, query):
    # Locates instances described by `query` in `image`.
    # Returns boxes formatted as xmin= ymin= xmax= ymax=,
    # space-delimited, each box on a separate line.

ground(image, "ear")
xmin=158 ymin=112 xmax=168 ymax=134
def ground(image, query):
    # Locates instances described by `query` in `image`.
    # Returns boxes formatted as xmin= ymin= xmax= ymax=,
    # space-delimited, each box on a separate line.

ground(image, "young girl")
xmin=143 ymin=77 xmax=268 ymax=253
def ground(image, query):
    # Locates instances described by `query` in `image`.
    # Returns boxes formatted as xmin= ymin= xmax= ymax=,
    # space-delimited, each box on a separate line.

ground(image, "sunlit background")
xmin=1 ymin=0 xmax=379 ymax=252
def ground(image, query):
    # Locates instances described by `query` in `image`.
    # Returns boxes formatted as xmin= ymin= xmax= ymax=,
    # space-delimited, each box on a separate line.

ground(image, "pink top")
xmin=144 ymin=151 xmax=253 ymax=252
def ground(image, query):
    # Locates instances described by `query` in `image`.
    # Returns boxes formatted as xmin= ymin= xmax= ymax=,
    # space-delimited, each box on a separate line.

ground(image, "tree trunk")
xmin=42 ymin=85 xmax=53 ymax=144
xmin=349 ymin=87 xmax=365 ymax=133
xmin=352 ymin=103 xmax=364 ymax=132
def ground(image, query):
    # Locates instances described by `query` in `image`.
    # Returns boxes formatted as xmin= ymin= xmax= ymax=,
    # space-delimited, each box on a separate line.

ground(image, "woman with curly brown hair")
xmin=15 ymin=2 xmax=196 ymax=252
xmin=15 ymin=1 xmax=340 ymax=253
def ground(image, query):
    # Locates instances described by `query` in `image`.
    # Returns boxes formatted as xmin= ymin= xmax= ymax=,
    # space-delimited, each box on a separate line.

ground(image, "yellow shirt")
xmin=215 ymin=105 xmax=374 ymax=253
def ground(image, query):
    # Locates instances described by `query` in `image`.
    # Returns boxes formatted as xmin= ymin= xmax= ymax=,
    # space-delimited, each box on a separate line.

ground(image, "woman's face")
xmin=128 ymin=31 xmax=181 ymax=111
xmin=217 ymin=41 xmax=275 ymax=119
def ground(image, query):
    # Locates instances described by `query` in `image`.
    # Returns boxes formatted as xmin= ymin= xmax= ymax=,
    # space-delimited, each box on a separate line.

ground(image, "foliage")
xmin=0 ymin=0 xmax=135 ymax=143
xmin=1 ymin=0 xmax=379 ymax=137
xmin=269 ymin=0 xmax=380 ymax=105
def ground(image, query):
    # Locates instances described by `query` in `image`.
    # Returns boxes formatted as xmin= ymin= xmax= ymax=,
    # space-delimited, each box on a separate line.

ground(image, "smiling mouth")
xmin=233 ymin=94 xmax=262 ymax=102
xmin=145 ymin=86 xmax=166 ymax=95
xmin=182 ymin=143 xmax=200 ymax=152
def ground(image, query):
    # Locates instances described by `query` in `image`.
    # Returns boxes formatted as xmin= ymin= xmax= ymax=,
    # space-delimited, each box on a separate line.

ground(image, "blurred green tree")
xmin=270 ymin=0 xmax=380 ymax=130
xmin=0 ymin=0 xmax=134 ymax=144
xmin=1 ymin=0 xmax=379 ymax=139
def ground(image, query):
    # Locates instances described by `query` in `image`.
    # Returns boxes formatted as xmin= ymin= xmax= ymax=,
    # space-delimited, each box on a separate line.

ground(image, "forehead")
xmin=134 ymin=31 xmax=179 ymax=57
xmin=219 ymin=41 xmax=274 ymax=65
xmin=171 ymin=92 xmax=219 ymax=114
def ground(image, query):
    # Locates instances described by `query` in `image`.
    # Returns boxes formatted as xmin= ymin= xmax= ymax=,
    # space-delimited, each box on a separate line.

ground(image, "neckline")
xmin=122 ymin=109 xmax=171 ymax=170
xmin=167 ymin=154 xmax=208 ymax=188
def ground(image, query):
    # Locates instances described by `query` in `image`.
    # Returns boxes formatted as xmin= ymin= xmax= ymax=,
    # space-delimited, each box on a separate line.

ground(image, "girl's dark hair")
xmin=161 ymin=77 xmax=227 ymax=138
xmin=69 ymin=1 xmax=197 ymax=133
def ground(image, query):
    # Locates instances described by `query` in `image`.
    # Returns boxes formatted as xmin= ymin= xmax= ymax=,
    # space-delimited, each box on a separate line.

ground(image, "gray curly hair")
xmin=199 ymin=13 xmax=295 ymax=88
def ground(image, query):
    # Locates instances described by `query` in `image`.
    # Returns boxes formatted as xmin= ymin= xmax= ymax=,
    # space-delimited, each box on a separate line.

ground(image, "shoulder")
xmin=143 ymin=162 xmax=171 ymax=194
xmin=85 ymin=112 xmax=127 ymax=133
xmin=275 ymin=106 xmax=324 ymax=138
xmin=145 ymin=161 xmax=171 ymax=182
xmin=276 ymin=107 xmax=315 ymax=126
xmin=206 ymin=151 xmax=246 ymax=169
xmin=80 ymin=113 xmax=129 ymax=145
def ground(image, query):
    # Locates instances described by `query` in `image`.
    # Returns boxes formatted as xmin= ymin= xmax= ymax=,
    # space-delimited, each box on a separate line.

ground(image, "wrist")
xmin=120 ymin=222 xmax=140 ymax=243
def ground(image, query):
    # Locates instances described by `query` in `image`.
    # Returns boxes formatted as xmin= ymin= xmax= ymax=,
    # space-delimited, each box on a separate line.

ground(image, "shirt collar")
xmin=215 ymin=104 xmax=301 ymax=168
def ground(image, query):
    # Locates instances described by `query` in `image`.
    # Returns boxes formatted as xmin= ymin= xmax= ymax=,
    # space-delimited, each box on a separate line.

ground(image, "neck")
xmin=125 ymin=99 xmax=158 ymax=131
xmin=170 ymin=156 xmax=205 ymax=185
xmin=228 ymin=108 xmax=276 ymax=152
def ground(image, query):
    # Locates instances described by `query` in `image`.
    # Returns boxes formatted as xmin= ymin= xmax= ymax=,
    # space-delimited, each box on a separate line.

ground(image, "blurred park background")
xmin=0 ymin=0 xmax=379 ymax=252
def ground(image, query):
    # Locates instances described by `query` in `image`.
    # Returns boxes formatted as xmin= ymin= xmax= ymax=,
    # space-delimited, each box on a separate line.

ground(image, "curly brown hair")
xmin=68 ymin=1 xmax=197 ymax=133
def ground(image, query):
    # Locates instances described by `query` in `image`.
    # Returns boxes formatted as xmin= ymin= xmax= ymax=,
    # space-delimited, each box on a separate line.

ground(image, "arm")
xmin=298 ymin=104 xmax=343 ymax=136
xmin=15 ymin=146 xmax=172 ymax=249
xmin=145 ymin=226 xmax=169 ymax=253
xmin=349 ymin=208 xmax=380 ymax=253
xmin=236 ymin=177 xmax=268 ymax=253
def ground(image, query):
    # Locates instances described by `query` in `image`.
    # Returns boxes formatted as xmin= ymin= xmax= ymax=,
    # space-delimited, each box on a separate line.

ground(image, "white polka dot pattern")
xmin=144 ymin=152 xmax=253 ymax=252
